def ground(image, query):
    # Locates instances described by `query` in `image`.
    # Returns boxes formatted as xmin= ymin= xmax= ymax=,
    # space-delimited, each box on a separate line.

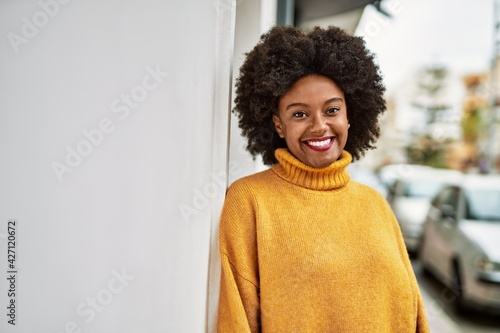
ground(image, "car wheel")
xmin=451 ymin=263 xmax=467 ymax=313
xmin=421 ymin=261 xmax=432 ymax=277
xmin=418 ymin=237 xmax=432 ymax=277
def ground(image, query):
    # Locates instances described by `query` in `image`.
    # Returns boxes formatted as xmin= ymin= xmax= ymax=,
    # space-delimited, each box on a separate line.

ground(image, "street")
xmin=412 ymin=259 xmax=500 ymax=333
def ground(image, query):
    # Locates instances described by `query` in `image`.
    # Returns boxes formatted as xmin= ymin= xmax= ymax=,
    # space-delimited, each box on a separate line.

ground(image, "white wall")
xmin=206 ymin=1 xmax=277 ymax=331
xmin=0 ymin=0 xmax=234 ymax=332
xmin=227 ymin=0 xmax=277 ymax=185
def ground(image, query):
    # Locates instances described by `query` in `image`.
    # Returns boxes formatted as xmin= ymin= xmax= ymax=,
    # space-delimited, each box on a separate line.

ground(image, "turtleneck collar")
xmin=271 ymin=148 xmax=352 ymax=191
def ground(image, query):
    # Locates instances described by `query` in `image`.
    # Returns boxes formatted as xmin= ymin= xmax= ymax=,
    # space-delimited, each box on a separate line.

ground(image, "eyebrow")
xmin=285 ymin=97 xmax=344 ymax=110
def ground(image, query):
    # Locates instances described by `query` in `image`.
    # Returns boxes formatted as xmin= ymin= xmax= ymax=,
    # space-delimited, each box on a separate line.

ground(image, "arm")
xmin=217 ymin=182 xmax=260 ymax=333
xmin=415 ymin=291 xmax=430 ymax=333
xmin=384 ymin=200 xmax=430 ymax=333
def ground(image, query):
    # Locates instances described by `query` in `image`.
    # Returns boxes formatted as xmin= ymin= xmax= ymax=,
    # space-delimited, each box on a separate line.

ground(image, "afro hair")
xmin=233 ymin=25 xmax=386 ymax=165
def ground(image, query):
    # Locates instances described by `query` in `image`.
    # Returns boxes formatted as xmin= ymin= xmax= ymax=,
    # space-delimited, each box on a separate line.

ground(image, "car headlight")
xmin=475 ymin=257 xmax=500 ymax=273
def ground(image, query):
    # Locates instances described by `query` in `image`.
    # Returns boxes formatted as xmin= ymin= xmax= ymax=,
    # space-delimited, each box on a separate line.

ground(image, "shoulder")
xmin=219 ymin=171 xmax=275 ymax=248
xmin=348 ymin=180 xmax=386 ymax=199
xmin=222 ymin=168 xmax=284 ymax=219
xmin=348 ymin=180 xmax=392 ymax=210
xmin=226 ymin=168 xmax=276 ymax=196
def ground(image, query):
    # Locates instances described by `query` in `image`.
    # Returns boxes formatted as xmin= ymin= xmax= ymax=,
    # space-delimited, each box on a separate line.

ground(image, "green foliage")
xmin=461 ymin=109 xmax=482 ymax=142
xmin=405 ymin=135 xmax=450 ymax=168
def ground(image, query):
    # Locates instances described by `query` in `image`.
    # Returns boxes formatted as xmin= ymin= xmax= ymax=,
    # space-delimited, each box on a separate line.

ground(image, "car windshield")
xmin=404 ymin=181 xmax=443 ymax=198
xmin=465 ymin=189 xmax=500 ymax=222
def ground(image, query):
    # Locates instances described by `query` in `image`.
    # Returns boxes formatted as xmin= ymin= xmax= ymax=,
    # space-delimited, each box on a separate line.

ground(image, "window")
xmin=464 ymin=189 xmax=500 ymax=222
xmin=404 ymin=180 xmax=445 ymax=199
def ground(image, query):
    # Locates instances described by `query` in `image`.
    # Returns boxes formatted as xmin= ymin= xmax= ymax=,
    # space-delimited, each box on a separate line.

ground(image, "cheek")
xmin=331 ymin=118 xmax=348 ymax=130
xmin=283 ymin=124 xmax=305 ymax=143
xmin=338 ymin=117 xmax=349 ymax=133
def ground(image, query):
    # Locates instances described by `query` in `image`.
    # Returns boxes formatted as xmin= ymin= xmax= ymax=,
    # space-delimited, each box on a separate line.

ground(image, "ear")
xmin=272 ymin=114 xmax=285 ymax=138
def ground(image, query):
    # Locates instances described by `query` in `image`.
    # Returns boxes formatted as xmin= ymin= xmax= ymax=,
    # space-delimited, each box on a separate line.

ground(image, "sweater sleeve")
xmin=217 ymin=182 xmax=260 ymax=333
xmin=384 ymin=200 xmax=430 ymax=333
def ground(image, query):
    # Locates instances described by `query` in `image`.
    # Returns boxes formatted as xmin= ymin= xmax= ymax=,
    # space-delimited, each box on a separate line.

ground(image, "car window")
xmin=432 ymin=186 xmax=460 ymax=215
xmin=404 ymin=180 xmax=444 ymax=198
xmin=464 ymin=189 xmax=500 ymax=222
xmin=431 ymin=187 xmax=446 ymax=207
xmin=441 ymin=187 xmax=460 ymax=208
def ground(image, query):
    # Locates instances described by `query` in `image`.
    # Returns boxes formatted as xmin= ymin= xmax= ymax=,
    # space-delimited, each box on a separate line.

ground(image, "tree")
xmin=406 ymin=64 xmax=454 ymax=168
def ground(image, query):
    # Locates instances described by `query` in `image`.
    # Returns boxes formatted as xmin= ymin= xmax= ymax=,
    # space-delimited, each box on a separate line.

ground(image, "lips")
xmin=303 ymin=136 xmax=334 ymax=151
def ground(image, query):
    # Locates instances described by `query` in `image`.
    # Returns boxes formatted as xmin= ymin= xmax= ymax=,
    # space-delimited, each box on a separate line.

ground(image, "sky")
xmin=353 ymin=0 xmax=495 ymax=146
xmin=355 ymin=0 xmax=494 ymax=93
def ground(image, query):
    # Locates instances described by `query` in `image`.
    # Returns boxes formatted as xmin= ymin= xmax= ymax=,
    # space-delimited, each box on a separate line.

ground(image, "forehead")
xmin=281 ymin=75 xmax=345 ymax=102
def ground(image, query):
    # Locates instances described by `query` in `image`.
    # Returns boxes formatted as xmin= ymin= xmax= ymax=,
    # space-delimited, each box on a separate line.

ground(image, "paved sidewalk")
xmin=421 ymin=287 xmax=461 ymax=333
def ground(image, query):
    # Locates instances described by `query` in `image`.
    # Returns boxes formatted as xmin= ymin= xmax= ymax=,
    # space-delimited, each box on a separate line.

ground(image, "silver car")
xmin=386 ymin=167 xmax=462 ymax=254
xmin=419 ymin=174 xmax=500 ymax=314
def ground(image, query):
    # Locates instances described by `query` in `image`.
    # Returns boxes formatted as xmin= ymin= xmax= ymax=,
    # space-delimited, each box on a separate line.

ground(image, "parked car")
xmin=386 ymin=166 xmax=462 ymax=254
xmin=379 ymin=164 xmax=434 ymax=189
xmin=419 ymin=174 xmax=500 ymax=314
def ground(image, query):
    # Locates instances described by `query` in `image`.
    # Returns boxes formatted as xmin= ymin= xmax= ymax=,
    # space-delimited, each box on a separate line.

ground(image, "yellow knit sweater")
xmin=218 ymin=149 xmax=429 ymax=333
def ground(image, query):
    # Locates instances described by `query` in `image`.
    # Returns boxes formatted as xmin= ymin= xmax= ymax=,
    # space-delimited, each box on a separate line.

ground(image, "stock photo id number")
xmin=5 ymin=219 xmax=17 ymax=325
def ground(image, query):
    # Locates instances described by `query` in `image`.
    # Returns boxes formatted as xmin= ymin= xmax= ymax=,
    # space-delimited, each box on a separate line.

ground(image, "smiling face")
xmin=273 ymin=74 xmax=349 ymax=168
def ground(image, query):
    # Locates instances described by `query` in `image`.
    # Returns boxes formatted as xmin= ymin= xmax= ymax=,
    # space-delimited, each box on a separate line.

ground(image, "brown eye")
xmin=292 ymin=111 xmax=307 ymax=118
xmin=326 ymin=107 xmax=339 ymax=114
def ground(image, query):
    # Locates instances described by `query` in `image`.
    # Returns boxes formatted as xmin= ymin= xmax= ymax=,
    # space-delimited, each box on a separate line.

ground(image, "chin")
xmin=309 ymin=158 xmax=335 ymax=168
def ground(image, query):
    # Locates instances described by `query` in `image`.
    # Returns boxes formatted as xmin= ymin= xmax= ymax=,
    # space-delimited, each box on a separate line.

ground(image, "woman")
xmin=218 ymin=25 xmax=429 ymax=332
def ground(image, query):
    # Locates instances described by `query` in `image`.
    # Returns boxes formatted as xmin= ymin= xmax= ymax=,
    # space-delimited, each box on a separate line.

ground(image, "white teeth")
xmin=307 ymin=138 xmax=331 ymax=147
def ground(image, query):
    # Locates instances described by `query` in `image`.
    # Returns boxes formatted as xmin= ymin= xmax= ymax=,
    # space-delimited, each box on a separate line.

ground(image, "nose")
xmin=309 ymin=114 xmax=328 ymax=135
